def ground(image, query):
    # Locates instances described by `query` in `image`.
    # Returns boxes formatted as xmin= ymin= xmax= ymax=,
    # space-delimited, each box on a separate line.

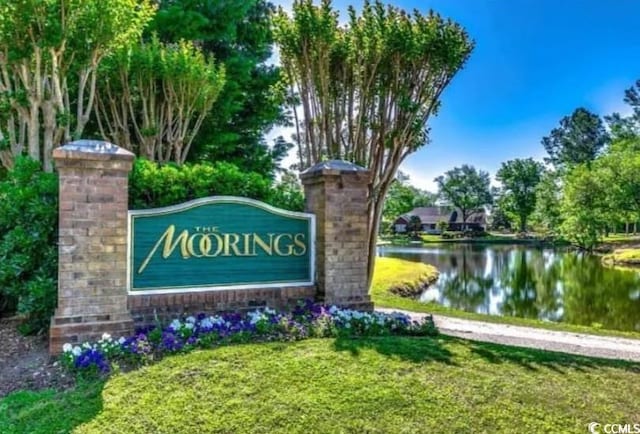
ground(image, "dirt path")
xmin=377 ymin=308 xmax=640 ymax=362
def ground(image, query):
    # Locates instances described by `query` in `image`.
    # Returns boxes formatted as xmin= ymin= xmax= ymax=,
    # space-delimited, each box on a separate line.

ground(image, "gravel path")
xmin=377 ymin=308 xmax=640 ymax=362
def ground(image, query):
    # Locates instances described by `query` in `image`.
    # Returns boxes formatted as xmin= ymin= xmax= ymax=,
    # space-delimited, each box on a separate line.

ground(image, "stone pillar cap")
xmin=53 ymin=140 xmax=135 ymax=161
xmin=301 ymin=160 xmax=369 ymax=177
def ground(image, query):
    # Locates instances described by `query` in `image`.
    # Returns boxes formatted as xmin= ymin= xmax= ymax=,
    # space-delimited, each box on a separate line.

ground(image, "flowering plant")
xmin=61 ymin=301 xmax=437 ymax=375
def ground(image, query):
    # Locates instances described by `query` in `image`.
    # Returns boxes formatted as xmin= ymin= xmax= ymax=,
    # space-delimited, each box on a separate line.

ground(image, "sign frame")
xmin=126 ymin=196 xmax=316 ymax=295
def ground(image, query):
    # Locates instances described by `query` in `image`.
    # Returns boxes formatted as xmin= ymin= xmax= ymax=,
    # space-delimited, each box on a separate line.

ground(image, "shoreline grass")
xmin=602 ymin=248 xmax=640 ymax=266
xmin=371 ymin=257 xmax=640 ymax=340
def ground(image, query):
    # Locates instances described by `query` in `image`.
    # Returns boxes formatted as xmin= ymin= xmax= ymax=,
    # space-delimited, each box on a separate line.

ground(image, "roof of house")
xmin=395 ymin=206 xmax=486 ymax=225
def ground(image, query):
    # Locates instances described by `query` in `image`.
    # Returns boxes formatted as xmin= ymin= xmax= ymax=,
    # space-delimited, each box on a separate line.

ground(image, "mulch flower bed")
xmin=0 ymin=317 xmax=75 ymax=398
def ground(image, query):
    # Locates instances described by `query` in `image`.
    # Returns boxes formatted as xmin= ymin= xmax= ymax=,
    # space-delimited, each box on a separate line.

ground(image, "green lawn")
xmin=602 ymin=233 xmax=640 ymax=243
xmin=2 ymin=338 xmax=639 ymax=433
xmin=602 ymin=248 xmax=640 ymax=266
xmin=371 ymin=257 xmax=640 ymax=340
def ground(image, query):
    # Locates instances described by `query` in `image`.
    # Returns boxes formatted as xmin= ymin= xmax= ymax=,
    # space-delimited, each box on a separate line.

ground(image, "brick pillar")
xmin=49 ymin=140 xmax=135 ymax=355
xmin=300 ymin=160 xmax=373 ymax=310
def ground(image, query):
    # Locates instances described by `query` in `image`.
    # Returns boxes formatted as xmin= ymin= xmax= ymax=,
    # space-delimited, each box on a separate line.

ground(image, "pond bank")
xmin=601 ymin=248 xmax=640 ymax=267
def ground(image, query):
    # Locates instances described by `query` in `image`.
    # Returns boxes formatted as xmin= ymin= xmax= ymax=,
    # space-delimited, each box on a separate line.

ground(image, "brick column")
xmin=49 ymin=140 xmax=134 ymax=355
xmin=300 ymin=160 xmax=373 ymax=310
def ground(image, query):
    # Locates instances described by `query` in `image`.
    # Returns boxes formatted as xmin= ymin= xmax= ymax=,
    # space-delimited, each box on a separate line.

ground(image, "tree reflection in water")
xmin=380 ymin=244 xmax=640 ymax=332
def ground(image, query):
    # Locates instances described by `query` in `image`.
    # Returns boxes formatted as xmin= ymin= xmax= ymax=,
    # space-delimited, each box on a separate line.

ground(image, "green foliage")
xmin=382 ymin=173 xmax=436 ymax=225
xmin=560 ymin=165 xmax=609 ymax=250
xmin=0 ymin=0 xmax=155 ymax=170
xmin=150 ymin=0 xmax=286 ymax=175
xmin=96 ymin=36 xmax=226 ymax=164
xmin=488 ymin=205 xmax=512 ymax=231
xmin=542 ymin=108 xmax=609 ymax=169
xmin=0 ymin=158 xmax=58 ymax=333
xmin=436 ymin=220 xmax=449 ymax=233
xmin=435 ymin=165 xmax=492 ymax=226
xmin=495 ymin=158 xmax=544 ymax=232
xmin=128 ymin=159 xmax=273 ymax=209
xmin=407 ymin=215 xmax=422 ymax=237
xmin=268 ymin=172 xmax=305 ymax=212
xmin=531 ymin=170 xmax=563 ymax=236
xmin=275 ymin=0 xmax=474 ymax=284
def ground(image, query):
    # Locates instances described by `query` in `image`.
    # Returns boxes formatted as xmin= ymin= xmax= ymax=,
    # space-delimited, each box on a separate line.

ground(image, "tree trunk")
xmin=27 ymin=106 xmax=40 ymax=163
xmin=42 ymin=102 xmax=56 ymax=172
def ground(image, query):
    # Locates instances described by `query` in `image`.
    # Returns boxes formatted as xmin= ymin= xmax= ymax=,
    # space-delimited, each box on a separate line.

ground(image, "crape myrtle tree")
xmin=435 ymin=165 xmax=492 ymax=231
xmin=0 ymin=0 xmax=155 ymax=171
xmin=495 ymin=158 xmax=544 ymax=232
xmin=274 ymin=0 xmax=473 ymax=285
xmin=94 ymin=37 xmax=226 ymax=164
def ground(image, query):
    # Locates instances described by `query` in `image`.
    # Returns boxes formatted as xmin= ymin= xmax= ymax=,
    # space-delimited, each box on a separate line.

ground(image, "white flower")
xmin=62 ymin=343 xmax=72 ymax=353
xmin=101 ymin=333 xmax=112 ymax=341
xmin=118 ymin=337 xmax=126 ymax=345
xmin=186 ymin=316 xmax=196 ymax=324
xmin=185 ymin=322 xmax=194 ymax=330
xmin=82 ymin=342 xmax=92 ymax=349
xmin=169 ymin=319 xmax=182 ymax=331
xmin=72 ymin=346 xmax=82 ymax=357
xmin=199 ymin=318 xmax=213 ymax=329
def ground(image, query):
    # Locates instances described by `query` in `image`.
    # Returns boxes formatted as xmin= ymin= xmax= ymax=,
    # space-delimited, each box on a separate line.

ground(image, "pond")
xmin=379 ymin=244 xmax=640 ymax=332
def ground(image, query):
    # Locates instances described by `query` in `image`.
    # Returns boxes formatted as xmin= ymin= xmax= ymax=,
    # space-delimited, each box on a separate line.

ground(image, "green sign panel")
xmin=128 ymin=197 xmax=315 ymax=293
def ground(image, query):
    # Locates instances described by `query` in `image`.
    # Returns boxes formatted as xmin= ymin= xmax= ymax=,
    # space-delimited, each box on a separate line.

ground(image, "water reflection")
xmin=379 ymin=244 xmax=640 ymax=332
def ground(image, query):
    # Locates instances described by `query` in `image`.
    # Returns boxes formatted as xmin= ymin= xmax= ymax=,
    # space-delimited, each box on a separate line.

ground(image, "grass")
xmin=602 ymin=248 xmax=640 ymax=266
xmin=2 ymin=338 xmax=639 ymax=433
xmin=0 ymin=380 xmax=104 ymax=434
xmin=379 ymin=232 xmax=557 ymax=246
xmin=370 ymin=256 xmax=439 ymax=297
xmin=602 ymin=233 xmax=640 ymax=243
xmin=371 ymin=257 xmax=640 ymax=340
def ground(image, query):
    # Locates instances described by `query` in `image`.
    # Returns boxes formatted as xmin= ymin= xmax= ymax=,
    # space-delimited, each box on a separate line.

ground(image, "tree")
xmin=274 ymin=0 xmax=473 ymax=285
xmin=593 ymin=137 xmax=640 ymax=234
xmin=382 ymin=172 xmax=436 ymax=225
xmin=560 ymin=165 xmax=609 ymax=250
xmin=530 ymin=170 xmax=563 ymax=236
xmin=407 ymin=215 xmax=422 ymax=238
xmin=489 ymin=204 xmax=512 ymax=231
xmin=94 ymin=37 xmax=226 ymax=164
xmin=495 ymin=158 xmax=544 ymax=232
xmin=436 ymin=220 xmax=449 ymax=233
xmin=435 ymin=165 xmax=492 ymax=230
xmin=541 ymin=108 xmax=609 ymax=169
xmin=0 ymin=0 xmax=155 ymax=171
xmin=149 ymin=0 xmax=287 ymax=174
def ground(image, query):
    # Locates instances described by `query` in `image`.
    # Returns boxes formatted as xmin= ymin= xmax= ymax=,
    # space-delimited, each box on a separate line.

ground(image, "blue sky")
xmin=270 ymin=0 xmax=640 ymax=191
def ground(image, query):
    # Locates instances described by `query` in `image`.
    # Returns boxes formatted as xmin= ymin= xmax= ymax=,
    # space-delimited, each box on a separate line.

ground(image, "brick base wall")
xmin=128 ymin=286 xmax=316 ymax=326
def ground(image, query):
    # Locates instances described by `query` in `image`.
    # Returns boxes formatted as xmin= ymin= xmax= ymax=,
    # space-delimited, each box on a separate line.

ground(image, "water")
xmin=379 ymin=244 xmax=640 ymax=332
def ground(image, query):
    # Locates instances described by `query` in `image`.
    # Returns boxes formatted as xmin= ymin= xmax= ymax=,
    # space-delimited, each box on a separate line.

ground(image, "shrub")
xmin=129 ymin=159 xmax=273 ymax=209
xmin=0 ymin=157 xmax=58 ymax=333
xmin=0 ymin=157 xmax=301 ymax=333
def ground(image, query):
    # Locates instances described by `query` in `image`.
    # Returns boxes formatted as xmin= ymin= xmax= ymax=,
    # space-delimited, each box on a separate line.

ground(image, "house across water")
xmin=393 ymin=207 xmax=486 ymax=234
